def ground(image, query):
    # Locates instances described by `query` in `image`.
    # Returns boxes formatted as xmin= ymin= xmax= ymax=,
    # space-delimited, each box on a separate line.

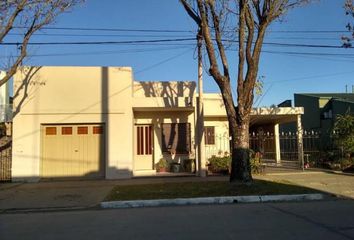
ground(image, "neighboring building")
xmin=0 ymin=71 xmax=12 ymax=123
xmin=12 ymin=66 xmax=304 ymax=182
xmin=281 ymin=93 xmax=354 ymax=150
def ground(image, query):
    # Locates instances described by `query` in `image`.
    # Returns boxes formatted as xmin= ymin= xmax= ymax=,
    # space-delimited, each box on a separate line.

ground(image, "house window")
xmin=62 ymin=127 xmax=72 ymax=135
xmin=322 ymin=110 xmax=333 ymax=119
xmin=161 ymin=123 xmax=191 ymax=154
xmin=46 ymin=127 xmax=57 ymax=135
xmin=77 ymin=126 xmax=88 ymax=135
xmin=93 ymin=126 xmax=103 ymax=134
xmin=204 ymin=126 xmax=215 ymax=145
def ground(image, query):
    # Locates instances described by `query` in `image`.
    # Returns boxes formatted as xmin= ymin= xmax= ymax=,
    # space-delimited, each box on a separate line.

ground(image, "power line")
xmin=2 ymin=47 xmax=354 ymax=60
xmin=266 ymin=71 xmax=354 ymax=84
xmin=0 ymin=38 xmax=196 ymax=46
xmin=0 ymin=46 xmax=192 ymax=59
xmin=262 ymin=50 xmax=354 ymax=57
xmin=7 ymin=32 xmax=194 ymax=38
xmin=13 ymin=26 xmax=192 ymax=33
xmin=135 ymin=49 xmax=192 ymax=75
xmin=13 ymin=26 xmax=350 ymax=33
xmin=2 ymin=38 xmax=353 ymax=49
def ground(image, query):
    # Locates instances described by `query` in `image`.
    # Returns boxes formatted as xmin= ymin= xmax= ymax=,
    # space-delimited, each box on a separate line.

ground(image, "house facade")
xmin=12 ymin=66 xmax=304 ymax=182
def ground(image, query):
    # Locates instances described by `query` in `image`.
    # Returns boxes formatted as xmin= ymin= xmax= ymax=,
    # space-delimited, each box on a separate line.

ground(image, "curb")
xmin=0 ymin=205 xmax=98 ymax=214
xmin=100 ymin=193 xmax=325 ymax=209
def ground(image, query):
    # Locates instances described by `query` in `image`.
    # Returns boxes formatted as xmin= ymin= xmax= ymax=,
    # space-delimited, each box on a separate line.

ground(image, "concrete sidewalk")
xmin=0 ymin=176 xmax=227 ymax=212
xmin=0 ymin=170 xmax=353 ymax=212
xmin=257 ymin=170 xmax=354 ymax=199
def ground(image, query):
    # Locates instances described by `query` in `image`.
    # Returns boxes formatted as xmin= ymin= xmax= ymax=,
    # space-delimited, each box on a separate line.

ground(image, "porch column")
xmin=274 ymin=123 xmax=281 ymax=165
xmin=297 ymin=114 xmax=304 ymax=169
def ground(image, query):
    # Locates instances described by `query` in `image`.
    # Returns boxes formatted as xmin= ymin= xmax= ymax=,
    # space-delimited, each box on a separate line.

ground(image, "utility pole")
xmin=197 ymin=29 xmax=206 ymax=177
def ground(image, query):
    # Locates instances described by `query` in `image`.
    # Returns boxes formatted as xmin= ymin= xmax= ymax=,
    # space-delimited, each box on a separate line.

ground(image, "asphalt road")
xmin=1 ymin=200 xmax=354 ymax=240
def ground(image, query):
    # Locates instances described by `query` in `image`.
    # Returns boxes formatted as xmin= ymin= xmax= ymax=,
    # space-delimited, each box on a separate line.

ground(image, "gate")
xmin=280 ymin=131 xmax=321 ymax=161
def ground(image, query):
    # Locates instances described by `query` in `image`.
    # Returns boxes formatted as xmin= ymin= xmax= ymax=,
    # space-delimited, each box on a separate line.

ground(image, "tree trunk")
xmin=218 ymin=82 xmax=253 ymax=183
xmin=230 ymin=118 xmax=252 ymax=183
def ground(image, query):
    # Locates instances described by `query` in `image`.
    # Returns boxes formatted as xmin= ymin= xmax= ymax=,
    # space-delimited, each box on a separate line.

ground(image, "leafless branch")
xmin=0 ymin=0 xmax=83 ymax=87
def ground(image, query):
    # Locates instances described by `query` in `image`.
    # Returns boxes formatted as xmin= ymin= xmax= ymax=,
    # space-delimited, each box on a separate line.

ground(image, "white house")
xmin=11 ymin=66 xmax=304 ymax=182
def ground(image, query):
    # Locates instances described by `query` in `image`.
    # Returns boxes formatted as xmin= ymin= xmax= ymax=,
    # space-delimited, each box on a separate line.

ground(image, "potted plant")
xmin=182 ymin=159 xmax=196 ymax=173
xmin=170 ymin=162 xmax=181 ymax=173
xmin=155 ymin=158 xmax=169 ymax=172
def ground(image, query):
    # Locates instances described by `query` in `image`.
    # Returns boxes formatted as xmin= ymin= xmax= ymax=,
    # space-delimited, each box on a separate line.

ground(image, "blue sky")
xmin=2 ymin=0 xmax=354 ymax=106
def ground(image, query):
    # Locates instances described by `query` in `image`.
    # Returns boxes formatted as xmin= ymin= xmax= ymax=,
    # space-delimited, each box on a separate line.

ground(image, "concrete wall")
xmin=12 ymin=66 xmax=134 ymax=181
xmin=133 ymin=81 xmax=196 ymax=98
xmin=204 ymin=94 xmax=227 ymax=117
xmin=133 ymin=81 xmax=196 ymax=109
xmin=295 ymin=94 xmax=321 ymax=131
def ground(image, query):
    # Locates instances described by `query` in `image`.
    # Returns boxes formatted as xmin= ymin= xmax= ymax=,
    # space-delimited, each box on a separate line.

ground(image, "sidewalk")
xmin=0 ymin=176 xmax=227 ymax=212
xmin=257 ymin=170 xmax=354 ymax=199
xmin=0 ymin=170 xmax=352 ymax=212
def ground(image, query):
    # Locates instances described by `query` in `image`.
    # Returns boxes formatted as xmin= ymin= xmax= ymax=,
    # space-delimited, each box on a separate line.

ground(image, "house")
xmin=281 ymin=93 xmax=354 ymax=150
xmin=11 ymin=66 xmax=304 ymax=182
xmin=0 ymin=71 xmax=12 ymax=123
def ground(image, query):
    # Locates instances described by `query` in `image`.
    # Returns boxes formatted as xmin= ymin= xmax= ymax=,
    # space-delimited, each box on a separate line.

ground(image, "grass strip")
xmin=104 ymin=179 xmax=319 ymax=201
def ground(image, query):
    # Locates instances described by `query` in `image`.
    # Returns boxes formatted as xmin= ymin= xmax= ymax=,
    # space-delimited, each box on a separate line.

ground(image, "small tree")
xmin=180 ymin=0 xmax=312 ymax=183
xmin=333 ymin=112 xmax=354 ymax=155
xmin=0 ymin=0 xmax=82 ymax=87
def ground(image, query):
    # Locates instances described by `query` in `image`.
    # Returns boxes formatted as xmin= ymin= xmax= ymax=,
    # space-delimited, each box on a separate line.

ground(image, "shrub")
xmin=332 ymin=113 xmax=354 ymax=155
xmin=155 ymin=158 xmax=169 ymax=172
xmin=250 ymin=151 xmax=263 ymax=174
xmin=340 ymin=158 xmax=354 ymax=170
xmin=208 ymin=156 xmax=231 ymax=174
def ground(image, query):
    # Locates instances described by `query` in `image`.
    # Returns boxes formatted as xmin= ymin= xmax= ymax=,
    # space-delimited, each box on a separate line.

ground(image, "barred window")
xmin=161 ymin=123 xmax=191 ymax=154
xmin=204 ymin=126 xmax=215 ymax=145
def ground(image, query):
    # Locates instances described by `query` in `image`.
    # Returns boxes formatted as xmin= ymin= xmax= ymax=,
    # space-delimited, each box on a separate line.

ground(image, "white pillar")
xmin=297 ymin=115 xmax=304 ymax=169
xmin=274 ymin=123 xmax=281 ymax=165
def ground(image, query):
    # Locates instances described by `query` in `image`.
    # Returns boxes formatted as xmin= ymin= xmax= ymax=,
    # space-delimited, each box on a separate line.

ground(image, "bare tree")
xmin=180 ymin=0 xmax=311 ymax=183
xmin=343 ymin=0 xmax=354 ymax=47
xmin=0 ymin=0 xmax=82 ymax=87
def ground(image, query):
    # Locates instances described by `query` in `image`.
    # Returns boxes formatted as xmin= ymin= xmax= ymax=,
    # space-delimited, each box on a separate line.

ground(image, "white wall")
xmin=204 ymin=117 xmax=230 ymax=159
xmin=12 ymin=66 xmax=134 ymax=181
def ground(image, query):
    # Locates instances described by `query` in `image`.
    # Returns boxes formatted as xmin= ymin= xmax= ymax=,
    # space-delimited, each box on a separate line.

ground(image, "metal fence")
xmin=206 ymin=131 xmax=322 ymax=164
xmin=279 ymin=131 xmax=322 ymax=162
xmin=0 ymin=139 xmax=12 ymax=182
xmin=205 ymin=134 xmax=230 ymax=159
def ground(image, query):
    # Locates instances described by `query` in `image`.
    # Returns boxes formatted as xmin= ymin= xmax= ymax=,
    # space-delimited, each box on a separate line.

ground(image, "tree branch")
xmin=0 ymin=0 xmax=82 ymax=87
xmin=0 ymin=0 xmax=27 ymax=43
xmin=196 ymin=0 xmax=224 ymax=82
xmin=207 ymin=0 xmax=230 ymax=79
xmin=179 ymin=0 xmax=201 ymax=25
xmin=237 ymin=0 xmax=247 ymax=119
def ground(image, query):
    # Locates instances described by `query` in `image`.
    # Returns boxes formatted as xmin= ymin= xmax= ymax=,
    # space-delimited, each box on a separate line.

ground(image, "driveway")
xmin=0 ymin=180 xmax=115 ymax=211
xmin=256 ymin=171 xmax=354 ymax=199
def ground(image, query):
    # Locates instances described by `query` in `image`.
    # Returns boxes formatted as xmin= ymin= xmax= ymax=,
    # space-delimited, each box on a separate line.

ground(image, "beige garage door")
xmin=41 ymin=124 xmax=105 ymax=179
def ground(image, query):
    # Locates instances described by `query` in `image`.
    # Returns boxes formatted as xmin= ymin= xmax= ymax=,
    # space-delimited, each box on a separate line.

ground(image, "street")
xmin=1 ymin=199 xmax=354 ymax=240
